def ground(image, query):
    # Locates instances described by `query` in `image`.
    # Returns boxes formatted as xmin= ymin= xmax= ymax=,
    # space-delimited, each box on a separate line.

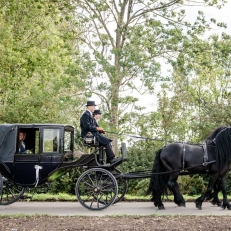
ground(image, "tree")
xmin=73 ymin=0 xmax=226 ymax=152
xmin=168 ymin=32 xmax=231 ymax=141
xmin=0 ymin=0 xmax=85 ymax=124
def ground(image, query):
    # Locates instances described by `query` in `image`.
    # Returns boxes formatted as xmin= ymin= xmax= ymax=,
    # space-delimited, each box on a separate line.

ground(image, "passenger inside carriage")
xmin=18 ymin=132 xmax=26 ymax=154
xmin=17 ymin=128 xmax=39 ymax=154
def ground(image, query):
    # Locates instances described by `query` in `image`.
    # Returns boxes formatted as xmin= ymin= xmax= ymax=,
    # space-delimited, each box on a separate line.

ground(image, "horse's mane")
xmin=206 ymin=126 xmax=227 ymax=140
xmin=214 ymin=126 xmax=231 ymax=169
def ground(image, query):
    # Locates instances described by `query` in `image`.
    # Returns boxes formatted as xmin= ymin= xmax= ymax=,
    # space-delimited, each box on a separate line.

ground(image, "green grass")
xmin=21 ymin=192 xmax=230 ymax=202
xmin=23 ymin=193 xmax=77 ymax=202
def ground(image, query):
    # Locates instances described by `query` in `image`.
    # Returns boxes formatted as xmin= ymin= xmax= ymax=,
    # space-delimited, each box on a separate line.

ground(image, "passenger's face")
xmin=94 ymin=114 xmax=101 ymax=120
xmin=19 ymin=133 xmax=24 ymax=141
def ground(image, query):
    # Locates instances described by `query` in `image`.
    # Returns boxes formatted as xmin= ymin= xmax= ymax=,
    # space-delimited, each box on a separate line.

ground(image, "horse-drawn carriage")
xmin=0 ymin=124 xmax=230 ymax=211
xmin=0 ymin=123 xmax=127 ymax=210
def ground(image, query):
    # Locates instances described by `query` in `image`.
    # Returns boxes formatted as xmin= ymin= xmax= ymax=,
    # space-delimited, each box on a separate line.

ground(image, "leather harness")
xmin=181 ymin=127 xmax=229 ymax=171
xmin=181 ymin=142 xmax=214 ymax=172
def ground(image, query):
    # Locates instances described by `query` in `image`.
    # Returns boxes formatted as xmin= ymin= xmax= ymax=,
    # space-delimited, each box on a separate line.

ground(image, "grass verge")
xmin=21 ymin=193 xmax=228 ymax=202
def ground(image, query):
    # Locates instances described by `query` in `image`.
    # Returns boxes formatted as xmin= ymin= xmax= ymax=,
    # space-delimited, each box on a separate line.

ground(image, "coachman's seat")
xmin=83 ymin=132 xmax=105 ymax=164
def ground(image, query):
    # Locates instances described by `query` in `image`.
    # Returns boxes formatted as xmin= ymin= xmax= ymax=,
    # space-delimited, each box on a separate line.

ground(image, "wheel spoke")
xmin=81 ymin=179 xmax=94 ymax=188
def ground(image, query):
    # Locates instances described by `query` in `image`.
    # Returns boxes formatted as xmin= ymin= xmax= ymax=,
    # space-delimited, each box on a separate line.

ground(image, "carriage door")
xmin=39 ymin=127 xmax=63 ymax=181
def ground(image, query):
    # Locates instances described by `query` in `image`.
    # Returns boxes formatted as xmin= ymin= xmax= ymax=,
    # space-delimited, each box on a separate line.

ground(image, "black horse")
xmin=148 ymin=126 xmax=231 ymax=210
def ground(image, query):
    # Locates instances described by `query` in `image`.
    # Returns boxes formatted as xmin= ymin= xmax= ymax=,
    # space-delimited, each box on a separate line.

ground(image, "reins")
xmin=105 ymin=131 xmax=202 ymax=145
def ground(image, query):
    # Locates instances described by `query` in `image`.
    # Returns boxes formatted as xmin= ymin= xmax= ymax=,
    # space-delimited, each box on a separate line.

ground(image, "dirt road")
xmin=0 ymin=202 xmax=231 ymax=231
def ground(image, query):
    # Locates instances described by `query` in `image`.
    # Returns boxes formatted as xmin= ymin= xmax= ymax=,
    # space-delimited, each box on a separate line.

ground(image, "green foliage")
xmin=119 ymin=140 xmax=162 ymax=195
xmin=49 ymin=168 xmax=85 ymax=195
xmin=178 ymin=175 xmax=207 ymax=196
xmin=0 ymin=0 xmax=86 ymax=124
xmin=131 ymin=179 xmax=150 ymax=197
xmin=226 ymin=173 xmax=231 ymax=194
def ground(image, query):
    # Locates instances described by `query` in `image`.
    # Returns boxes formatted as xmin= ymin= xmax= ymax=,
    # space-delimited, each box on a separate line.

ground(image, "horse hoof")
xmin=196 ymin=204 xmax=202 ymax=210
xmin=217 ymin=202 xmax=222 ymax=207
xmin=158 ymin=206 xmax=165 ymax=210
xmin=211 ymin=201 xmax=216 ymax=205
xmin=178 ymin=203 xmax=186 ymax=207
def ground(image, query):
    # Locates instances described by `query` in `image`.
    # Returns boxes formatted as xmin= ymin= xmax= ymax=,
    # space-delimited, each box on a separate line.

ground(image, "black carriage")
xmin=0 ymin=124 xmax=128 ymax=210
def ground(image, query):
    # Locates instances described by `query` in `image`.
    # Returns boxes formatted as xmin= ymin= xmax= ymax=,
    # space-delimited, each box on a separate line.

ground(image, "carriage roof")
xmin=0 ymin=123 xmax=74 ymax=161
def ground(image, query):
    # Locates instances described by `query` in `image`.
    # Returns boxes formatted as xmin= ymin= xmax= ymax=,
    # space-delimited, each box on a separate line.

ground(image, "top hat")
xmin=93 ymin=109 xmax=102 ymax=115
xmin=86 ymin=101 xmax=97 ymax=106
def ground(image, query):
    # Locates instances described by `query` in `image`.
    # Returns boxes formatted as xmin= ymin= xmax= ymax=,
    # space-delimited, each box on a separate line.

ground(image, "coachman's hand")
xmin=97 ymin=127 xmax=106 ymax=134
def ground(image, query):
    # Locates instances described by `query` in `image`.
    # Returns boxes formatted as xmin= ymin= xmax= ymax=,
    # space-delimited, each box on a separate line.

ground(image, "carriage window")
xmin=43 ymin=129 xmax=60 ymax=152
xmin=18 ymin=128 xmax=39 ymax=154
xmin=64 ymin=131 xmax=72 ymax=151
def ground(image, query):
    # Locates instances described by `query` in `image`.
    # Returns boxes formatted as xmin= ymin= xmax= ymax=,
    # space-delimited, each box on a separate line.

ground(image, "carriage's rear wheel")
xmin=0 ymin=173 xmax=25 ymax=205
xmin=112 ymin=169 xmax=128 ymax=204
xmin=0 ymin=174 xmax=3 ymax=196
xmin=76 ymin=168 xmax=118 ymax=210
xmin=96 ymin=169 xmax=128 ymax=205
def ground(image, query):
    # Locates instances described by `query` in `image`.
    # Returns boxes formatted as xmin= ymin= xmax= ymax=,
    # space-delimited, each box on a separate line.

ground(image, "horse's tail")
xmin=147 ymin=148 xmax=169 ymax=204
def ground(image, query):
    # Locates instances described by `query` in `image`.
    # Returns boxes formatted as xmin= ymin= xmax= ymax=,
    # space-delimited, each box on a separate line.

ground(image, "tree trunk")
xmin=110 ymin=87 xmax=119 ymax=155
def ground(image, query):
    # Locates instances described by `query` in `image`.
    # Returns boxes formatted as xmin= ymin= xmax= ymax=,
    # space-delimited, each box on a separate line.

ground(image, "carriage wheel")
xmin=75 ymin=168 xmax=118 ymax=210
xmin=95 ymin=169 xmax=128 ymax=205
xmin=0 ymin=174 xmax=3 ymax=197
xmin=0 ymin=174 xmax=25 ymax=205
xmin=112 ymin=169 xmax=128 ymax=204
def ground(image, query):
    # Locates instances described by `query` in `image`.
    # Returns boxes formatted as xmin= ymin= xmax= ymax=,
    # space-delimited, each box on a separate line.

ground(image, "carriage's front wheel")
xmin=0 ymin=173 xmax=25 ymax=205
xmin=75 ymin=168 xmax=118 ymax=210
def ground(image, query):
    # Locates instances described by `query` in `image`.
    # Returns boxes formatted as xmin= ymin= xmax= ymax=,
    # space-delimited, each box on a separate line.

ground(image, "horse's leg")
xmin=153 ymin=191 xmax=165 ymax=210
xmin=220 ymin=177 xmax=231 ymax=210
xmin=195 ymin=174 xmax=218 ymax=210
xmin=167 ymin=173 xmax=185 ymax=207
xmin=206 ymin=178 xmax=222 ymax=206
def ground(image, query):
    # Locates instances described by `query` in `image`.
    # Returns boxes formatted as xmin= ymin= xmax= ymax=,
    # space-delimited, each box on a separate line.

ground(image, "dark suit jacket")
xmin=93 ymin=118 xmax=99 ymax=127
xmin=80 ymin=110 xmax=110 ymax=146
